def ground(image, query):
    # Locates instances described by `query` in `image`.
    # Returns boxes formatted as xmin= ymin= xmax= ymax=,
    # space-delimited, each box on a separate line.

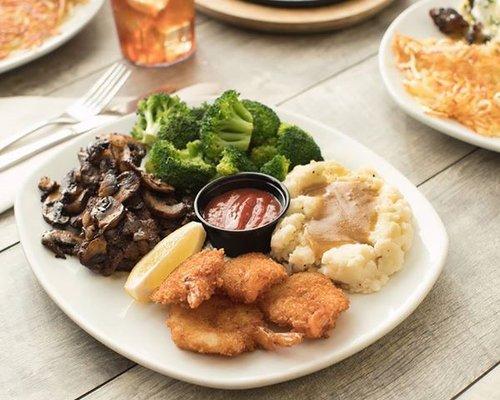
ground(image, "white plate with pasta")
xmin=379 ymin=0 xmax=500 ymax=153
xmin=0 ymin=0 xmax=105 ymax=74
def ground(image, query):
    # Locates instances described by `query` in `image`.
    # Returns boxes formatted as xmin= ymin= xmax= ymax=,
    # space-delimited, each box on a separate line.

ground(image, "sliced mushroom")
xmin=60 ymin=169 xmax=82 ymax=204
xmin=41 ymin=230 xmax=83 ymax=258
xmin=38 ymin=176 xmax=59 ymax=197
xmin=64 ymin=189 xmax=91 ymax=215
xmin=98 ymin=172 xmax=118 ymax=197
xmin=114 ymin=171 xmax=140 ymax=203
xmin=42 ymin=199 xmax=69 ymax=227
xmin=90 ymin=196 xmax=124 ymax=231
xmin=78 ymin=236 xmax=107 ymax=266
xmin=141 ymin=173 xmax=175 ymax=194
xmin=143 ymin=190 xmax=187 ymax=219
xmin=86 ymin=137 xmax=110 ymax=165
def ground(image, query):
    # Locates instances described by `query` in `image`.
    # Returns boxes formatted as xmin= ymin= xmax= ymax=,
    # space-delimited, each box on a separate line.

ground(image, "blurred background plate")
xmin=195 ymin=0 xmax=395 ymax=33
xmin=0 ymin=0 xmax=105 ymax=74
xmin=247 ymin=0 xmax=345 ymax=7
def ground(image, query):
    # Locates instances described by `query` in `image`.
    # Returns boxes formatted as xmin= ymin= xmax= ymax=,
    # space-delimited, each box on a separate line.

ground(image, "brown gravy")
xmin=304 ymin=180 xmax=378 ymax=255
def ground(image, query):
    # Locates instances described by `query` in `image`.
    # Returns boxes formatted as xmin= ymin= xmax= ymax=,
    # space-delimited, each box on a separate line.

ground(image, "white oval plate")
xmin=15 ymin=106 xmax=448 ymax=389
xmin=379 ymin=0 xmax=500 ymax=153
xmin=0 ymin=0 xmax=105 ymax=74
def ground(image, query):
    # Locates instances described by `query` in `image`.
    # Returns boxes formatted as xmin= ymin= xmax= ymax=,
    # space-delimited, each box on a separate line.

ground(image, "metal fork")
xmin=0 ymin=62 xmax=131 ymax=152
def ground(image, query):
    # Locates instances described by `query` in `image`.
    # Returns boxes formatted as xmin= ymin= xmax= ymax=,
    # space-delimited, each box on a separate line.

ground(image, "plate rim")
xmin=378 ymin=0 xmax=500 ymax=153
xmin=15 ymin=109 xmax=449 ymax=389
xmin=0 ymin=0 xmax=106 ymax=74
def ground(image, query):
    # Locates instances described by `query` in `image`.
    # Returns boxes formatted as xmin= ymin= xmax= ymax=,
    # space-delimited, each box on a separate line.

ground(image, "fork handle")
xmin=0 ymin=116 xmax=75 ymax=152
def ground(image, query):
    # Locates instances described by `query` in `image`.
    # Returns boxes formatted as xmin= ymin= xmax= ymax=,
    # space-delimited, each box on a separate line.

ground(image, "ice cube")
xmin=126 ymin=0 xmax=170 ymax=17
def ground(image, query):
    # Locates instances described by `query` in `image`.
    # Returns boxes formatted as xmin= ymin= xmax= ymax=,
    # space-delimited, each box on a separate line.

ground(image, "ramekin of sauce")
xmin=194 ymin=173 xmax=290 ymax=257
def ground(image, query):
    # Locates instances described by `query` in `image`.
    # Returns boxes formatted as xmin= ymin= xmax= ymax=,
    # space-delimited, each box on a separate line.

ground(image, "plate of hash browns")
xmin=0 ymin=0 xmax=105 ymax=74
xmin=379 ymin=0 xmax=500 ymax=152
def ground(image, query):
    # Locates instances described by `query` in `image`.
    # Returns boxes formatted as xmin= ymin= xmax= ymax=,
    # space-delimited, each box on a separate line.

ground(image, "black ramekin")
xmin=194 ymin=172 xmax=290 ymax=257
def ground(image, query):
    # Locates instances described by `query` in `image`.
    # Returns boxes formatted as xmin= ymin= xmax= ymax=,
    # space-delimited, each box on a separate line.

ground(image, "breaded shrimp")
xmin=259 ymin=272 xmax=349 ymax=338
xmin=167 ymin=296 xmax=303 ymax=356
xmin=151 ymin=249 xmax=225 ymax=308
xmin=220 ymin=253 xmax=287 ymax=303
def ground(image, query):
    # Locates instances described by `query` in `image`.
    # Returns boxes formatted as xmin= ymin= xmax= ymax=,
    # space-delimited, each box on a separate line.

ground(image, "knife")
xmin=0 ymin=115 xmax=117 ymax=172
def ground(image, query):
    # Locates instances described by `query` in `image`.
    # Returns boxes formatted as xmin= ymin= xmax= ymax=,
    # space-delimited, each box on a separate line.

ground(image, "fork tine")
xmin=82 ymin=64 xmax=126 ymax=109
xmin=89 ymin=69 xmax=131 ymax=113
xmin=76 ymin=63 xmax=122 ymax=106
xmin=83 ymin=66 xmax=129 ymax=112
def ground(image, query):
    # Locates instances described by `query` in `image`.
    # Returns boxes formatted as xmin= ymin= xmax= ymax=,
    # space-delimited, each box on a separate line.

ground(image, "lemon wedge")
xmin=124 ymin=221 xmax=206 ymax=302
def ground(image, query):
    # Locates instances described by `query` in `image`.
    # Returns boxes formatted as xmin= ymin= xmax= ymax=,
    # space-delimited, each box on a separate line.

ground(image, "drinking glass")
xmin=110 ymin=0 xmax=196 ymax=67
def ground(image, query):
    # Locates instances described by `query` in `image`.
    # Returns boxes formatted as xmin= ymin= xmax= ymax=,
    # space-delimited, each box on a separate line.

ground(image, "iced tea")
xmin=111 ymin=0 xmax=195 ymax=67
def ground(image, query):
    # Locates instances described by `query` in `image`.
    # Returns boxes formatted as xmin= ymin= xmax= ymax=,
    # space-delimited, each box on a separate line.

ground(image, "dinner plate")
xmin=0 ymin=0 xmax=105 ymax=74
xmin=15 ymin=103 xmax=448 ymax=389
xmin=379 ymin=0 xmax=500 ymax=153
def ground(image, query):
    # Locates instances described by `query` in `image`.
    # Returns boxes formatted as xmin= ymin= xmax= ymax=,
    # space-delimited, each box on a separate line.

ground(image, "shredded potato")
xmin=392 ymin=34 xmax=500 ymax=137
xmin=0 ymin=0 xmax=85 ymax=60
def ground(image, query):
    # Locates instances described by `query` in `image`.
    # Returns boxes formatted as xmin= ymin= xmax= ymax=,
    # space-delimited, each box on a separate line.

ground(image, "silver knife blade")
xmin=0 ymin=115 xmax=117 ymax=172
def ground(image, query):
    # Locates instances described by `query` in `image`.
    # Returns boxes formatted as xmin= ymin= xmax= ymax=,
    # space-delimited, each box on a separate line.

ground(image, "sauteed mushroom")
xmin=41 ymin=230 xmax=83 ymax=258
xmin=37 ymin=134 xmax=193 ymax=276
xmin=38 ymin=176 xmax=58 ymax=198
xmin=141 ymin=173 xmax=175 ymax=194
xmin=90 ymin=196 xmax=125 ymax=231
xmin=114 ymin=171 xmax=140 ymax=203
xmin=143 ymin=190 xmax=187 ymax=219
xmin=98 ymin=172 xmax=118 ymax=197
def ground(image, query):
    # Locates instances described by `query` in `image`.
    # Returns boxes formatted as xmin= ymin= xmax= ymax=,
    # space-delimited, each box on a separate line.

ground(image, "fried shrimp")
xmin=220 ymin=253 xmax=287 ymax=303
xmin=151 ymin=249 xmax=225 ymax=308
xmin=167 ymin=296 xmax=303 ymax=356
xmin=259 ymin=272 xmax=349 ymax=338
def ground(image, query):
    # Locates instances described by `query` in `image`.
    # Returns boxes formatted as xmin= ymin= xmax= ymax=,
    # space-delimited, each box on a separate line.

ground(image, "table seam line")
xmin=449 ymin=361 xmax=499 ymax=400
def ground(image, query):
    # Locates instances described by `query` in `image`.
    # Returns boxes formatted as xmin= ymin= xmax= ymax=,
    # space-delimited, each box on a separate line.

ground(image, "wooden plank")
xmin=0 ymin=244 xmax=134 ymax=400
xmin=51 ymin=0 xmax=420 ymax=104
xmin=458 ymin=365 xmax=500 ymax=400
xmin=279 ymin=55 xmax=474 ymax=185
xmin=78 ymin=149 xmax=499 ymax=399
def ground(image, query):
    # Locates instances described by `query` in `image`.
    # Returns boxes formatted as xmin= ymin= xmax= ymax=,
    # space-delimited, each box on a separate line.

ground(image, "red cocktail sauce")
xmin=203 ymin=188 xmax=281 ymax=231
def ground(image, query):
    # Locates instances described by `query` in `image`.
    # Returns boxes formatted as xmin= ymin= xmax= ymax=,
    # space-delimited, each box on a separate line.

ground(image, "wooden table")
xmin=1 ymin=2 xmax=498 ymax=399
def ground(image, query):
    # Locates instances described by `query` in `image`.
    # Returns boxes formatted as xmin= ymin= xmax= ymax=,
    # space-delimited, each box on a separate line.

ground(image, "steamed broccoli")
xmin=276 ymin=124 xmax=323 ymax=168
xmin=250 ymin=144 xmax=278 ymax=168
xmin=190 ymin=102 xmax=210 ymax=122
xmin=242 ymin=100 xmax=280 ymax=147
xmin=145 ymin=140 xmax=215 ymax=192
xmin=216 ymin=147 xmax=257 ymax=177
xmin=158 ymin=106 xmax=200 ymax=149
xmin=260 ymin=155 xmax=290 ymax=181
xmin=200 ymin=90 xmax=254 ymax=161
xmin=131 ymin=93 xmax=187 ymax=146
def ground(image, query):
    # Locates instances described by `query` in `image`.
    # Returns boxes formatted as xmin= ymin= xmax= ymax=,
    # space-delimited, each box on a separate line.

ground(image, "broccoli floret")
xmin=131 ymin=93 xmax=187 ymax=145
xmin=157 ymin=106 xmax=200 ymax=149
xmin=200 ymin=90 xmax=254 ymax=161
xmin=276 ymin=124 xmax=323 ymax=168
xmin=242 ymin=100 xmax=280 ymax=147
xmin=216 ymin=147 xmax=257 ymax=177
xmin=250 ymin=144 xmax=278 ymax=168
xmin=260 ymin=155 xmax=290 ymax=181
xmin=145 ymin=140 xmax=215 ymax=192
xmin=190 ymin=102 xmax=210 ymax=122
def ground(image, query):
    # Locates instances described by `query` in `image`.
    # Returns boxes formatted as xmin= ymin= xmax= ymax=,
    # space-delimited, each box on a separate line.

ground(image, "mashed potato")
xmin=271 ymin=161 xmax=413 ymax=293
